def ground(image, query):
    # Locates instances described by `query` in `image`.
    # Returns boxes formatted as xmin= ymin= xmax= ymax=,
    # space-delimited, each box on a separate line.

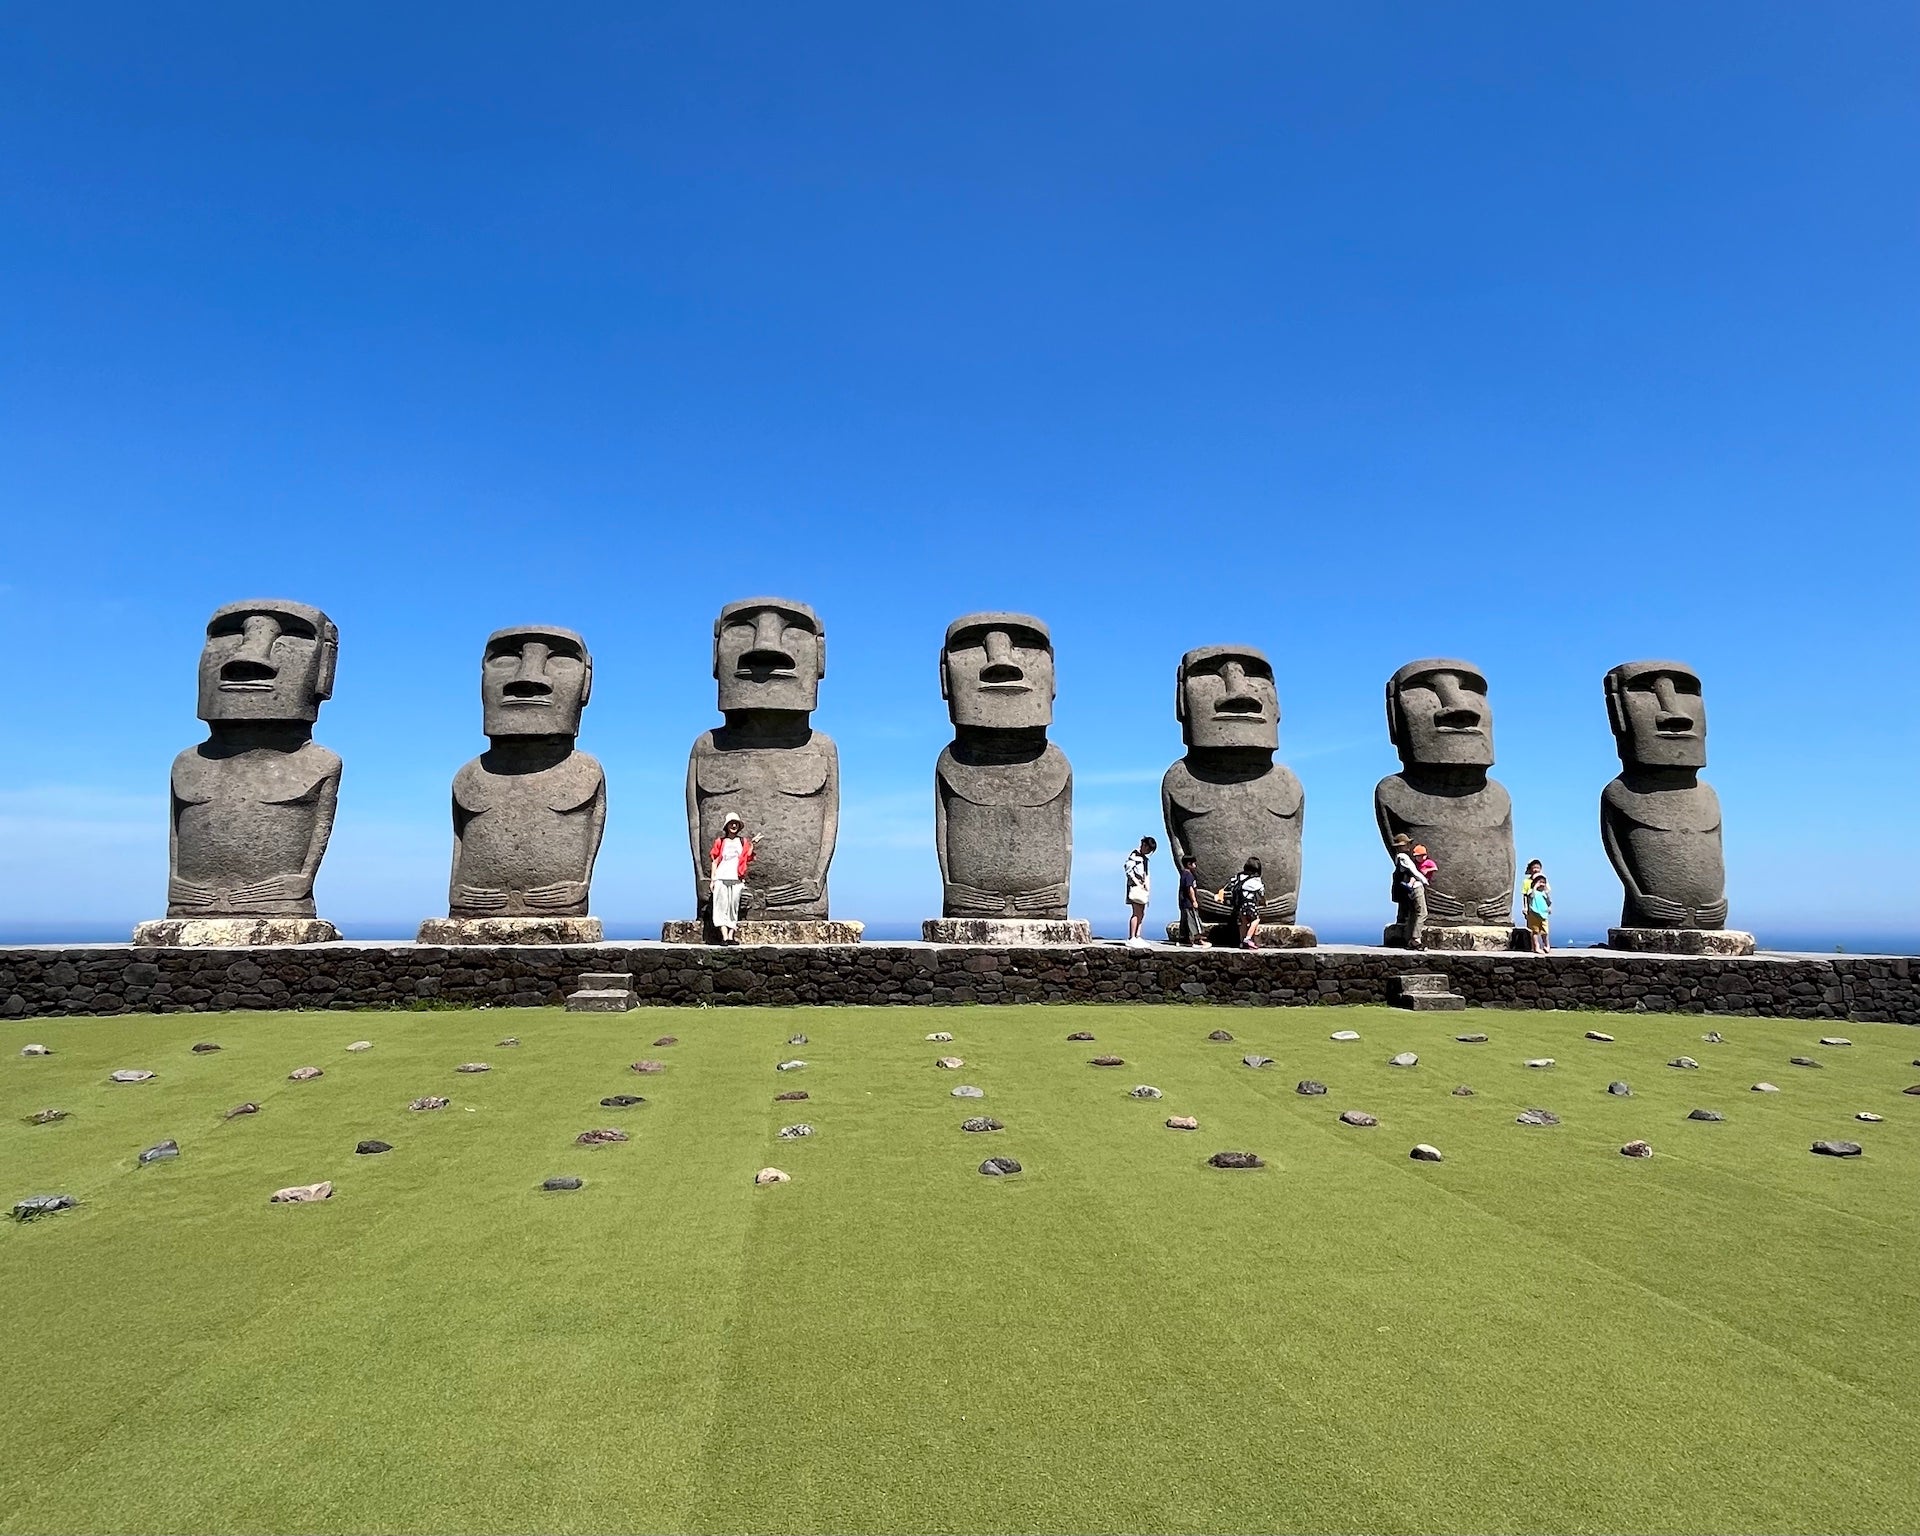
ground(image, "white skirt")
xmin=711 ymin=878 xmax=744 ymax=931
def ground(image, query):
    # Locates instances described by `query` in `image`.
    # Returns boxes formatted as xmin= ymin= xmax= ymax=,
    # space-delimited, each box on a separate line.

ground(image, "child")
xmin=1413 ymin=844 xmax=1438 ymax=881
xmin=1219 ymin=857 xmax=1265 ymax=950
xmin=1525 ymin=875 xmax=1552 ymax=954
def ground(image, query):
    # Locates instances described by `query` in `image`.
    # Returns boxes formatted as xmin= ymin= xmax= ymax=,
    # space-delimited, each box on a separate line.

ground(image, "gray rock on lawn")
xmin=269 ymin=1182 xmax=333 ymax=1203
xmin=1295 ymin=1080 xmax=1328 ymax=1097
xmin=138 ymin=1139 xmax=180 ymax=1165
xmin=575 ymin=1128 xmax=629 ymax=1145
xmin=28 ymin=1108 xmax=68 ymax=1125
xmin=1068 ymin=1031 xmax=1096 ymax=1041
xmin=777 ymin=1124 xmax=813 ymax=1139
xmin=979 ymin=1157 xmax=1023 ymax=1177
xmin=1687 ymin=1109 xmax=1724 ymax=1121
xmin=1751 ymin=1083 xmax=1780 ymax=1093
xmin=1702 ymin=1031 xmax=1723 ymax=1043
xmin=1856 ymin=1113 xmax=1884 ymax=1123
xmin=1243 ymin=1054 xmax=1274 ymax=1069
xmin=1165 ymin=1116 xmax=1198 ymax=1130
xmin=952 ymin=1086 xmax=985 ymax=1099
xmin=1668 ymin=1057 xmax=1700 ymax=1070
xmin=1524 ymin=1058 xmax=1555 ymax=1069
xmin=225 ymin=1102 xmax=261 ymax=1119
xmin=632 ymin=1060 xmax=667 ymax=1074
xmin=1516 ymin=1109 xmax=1561 ymax=1126
xmin=1409 ymin=1144 xmax=1444 ymax=1162
xmin=409 ymin=1096 xmax=450 ymax=1111
xmin=774 ymin=1090 xmax=808 ymax=1102
xmin=1207 ymin=1151 xmax=1263 ymax=1170
xmin=1819 ymin=1037 xmax=1851 ymax=1047
xmin=1456 ymin=1033 xmax=1488 ymax=1044
xmin=1811 ymin=1140 xmax=1862 ymax=1158
xmin=652 ymin=1037 xmax=676 ymax=1047
xmin=455 ymin=1063 xmax=491 ymax=1074
xmin=1339 ymin=1110 xmax=1378 ymax=1127
xmin=1607 ymin=1081 xmax=1632 ymax=1097
xmin=1906 ymin=1085 xmax=1920 ymax=1096
xmin=1451 ymin=1085 xmax=1475 ymax=1096
xmin=600 ymin=1094 xmax=645 ymax=1108
xmin=935 ymin=1056 xmax=965 ymax=1069
xmin=20 ymin=1044 xmax=51 ymax=1057
xmin=499 ymin=1037 xmax=520 ymax=1047
xmin=1330 ymin=1030 xmax=1360 ymax=1041
xmin=542 ymin=1176 xmax=583 ymax=1191
xmin=1620 ymin=1140 xmax=1653 ymax=1158
xmin=347 ymin=1041 xmax=372 ymax=1052
xmin=961 ymin=1116 xmax=1004 ymax=1132
xmin=191 ymin=1042 xmax=221 ymax=1053
xmin=1090 ymin=1055 xmax=1125 ymax=1067
xmin=1130 ymin=1085 xmax=1164 ymax=1099
xmin=1789 ymin=1057 xmax=1822 ymax=1069
xmin=110 ymin=1069 xmax=156 ymax=1083
xmin=288 ymin=1066 xmax=323 ymax=1081
xmin=754 ymin=1168 xmax=790 ymax=1185
xmin=356 ymin=1140 xmax=393 ymax=1155
xmin=775 ymin=1060 xmax=806 ymax=1073
xmin=927 ymin=1032 xmax=954 ymax=1042
xmin=1206 ymin=1030 xmax=1233 ymax=1042
xmin=788 ymin=1034 xmax=808 ymax=1046
xmin=1585 ymin=1031 xmax=1614 ymax=1042
xmin=12 ymin=1194 xmax=78 ymax=1220
xmin=1389 ymin=1052 xmax=1418 ymax=1068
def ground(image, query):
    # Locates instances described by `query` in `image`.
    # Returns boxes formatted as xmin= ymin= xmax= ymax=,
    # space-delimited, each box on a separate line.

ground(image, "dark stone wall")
xmin=0 ymin=944 xmax=1913 ymax=1024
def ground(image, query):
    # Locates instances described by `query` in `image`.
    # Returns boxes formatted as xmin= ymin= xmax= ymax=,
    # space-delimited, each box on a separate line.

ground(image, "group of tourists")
xmin=1387 ymin=838 xmax=1553 ymax=952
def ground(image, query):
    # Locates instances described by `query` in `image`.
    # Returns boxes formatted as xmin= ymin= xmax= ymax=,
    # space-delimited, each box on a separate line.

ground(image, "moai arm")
xmin=164 ymin=771 xmax=213 ymax=911
xmin=814 ymin=740 xmax=839 ymax=896
xmin=1160 ymin=771 xmax=1189 ymax=867
xmin=300 ymin=765 xmax=341 ymax=898
xmin=686 ymin=748 xmax=708 ymax=908
xmin=1599 ymin=796 xmax=1641 ymax=906
xmin=933 ymin=765 xmax=951 ymax=892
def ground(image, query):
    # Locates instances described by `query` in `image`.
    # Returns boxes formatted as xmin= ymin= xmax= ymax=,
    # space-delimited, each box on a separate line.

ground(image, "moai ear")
xmin=712 ymin=615 xmax=723 ymax=683
xmin=581 ymin=653 xmax=594 ymax=709
xmin=1174 ymin=655 xmax=1188 ymax=724
xmin=1603 ymin=668 xmax=1628 ymax=738
xmin=1384 ymin=675 xmax=1403 ymax=746
xmin=817 ymin=629 xmax=827 ymax=683
xmin=938 ymin=644 xmax=950 ymax=702
xmin=315 ymin=629 xmax=339 ymax=703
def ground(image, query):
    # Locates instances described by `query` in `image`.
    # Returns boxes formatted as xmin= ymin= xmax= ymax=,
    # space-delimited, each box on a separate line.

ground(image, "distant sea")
xmin=4 ymin=920 xmax=1914 ymax=957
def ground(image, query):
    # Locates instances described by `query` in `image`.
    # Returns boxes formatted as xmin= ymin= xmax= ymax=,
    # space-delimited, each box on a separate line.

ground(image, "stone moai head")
xmin=481 ymin=625 xmax=592 ymax=739
xmin=1386 ymin=658 xmax=1495 ymax=770
xmin=1606 ymin=660 xmax=1707 ymax=770
xmin=196 ymin=599 xmax=338 ymax=725
xmin=714 ymin=597 xmax=824 ymax=714
xmin=941 ymin=613 xmax=1055 ymax=731
xmin=1177 ymin=645 xmax=1279 ymax=752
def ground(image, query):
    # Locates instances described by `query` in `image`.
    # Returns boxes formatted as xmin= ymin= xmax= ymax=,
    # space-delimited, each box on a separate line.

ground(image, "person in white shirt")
xmin=1123 ymin=836 xmax=1156 ymax=942
xmin=1389 ymin=833 xmax=1429 ymax=950
xmin=708 ymin=815 xmax=753 ymax=943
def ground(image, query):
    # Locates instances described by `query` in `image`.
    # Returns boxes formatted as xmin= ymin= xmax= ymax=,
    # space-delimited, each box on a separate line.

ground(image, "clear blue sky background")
xmin=2 ymin=3 xmax=1915 ymax=947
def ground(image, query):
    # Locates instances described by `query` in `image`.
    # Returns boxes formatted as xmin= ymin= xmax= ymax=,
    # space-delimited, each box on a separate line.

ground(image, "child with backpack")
xmin=1217 ymin=857 xmax=1265 ymax=950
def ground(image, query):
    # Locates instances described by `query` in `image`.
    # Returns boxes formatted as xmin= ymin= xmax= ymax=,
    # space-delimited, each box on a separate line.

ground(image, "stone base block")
xmin=1382 ymin=923 xmax=1522 ymax=952
xmin=922 ymin=918 xmax=1093 ymax=946
xmin=1608 ymin=927 xmax=1757 ymax=957
xmin=660 ymin=920 xmax=865 ymax=946
xmin=1164 ymin=922 xmax=1318 ymax=949
xmin=565 ymin=989 xmax=636 ymax=1013
xmin=415 ymin=916 xmax=605 ymax=946
xmin=133 ymin=918 xmax=341 ymax=948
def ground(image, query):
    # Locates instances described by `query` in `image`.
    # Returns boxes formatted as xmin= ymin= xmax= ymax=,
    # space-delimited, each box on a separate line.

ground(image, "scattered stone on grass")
xmin=498 ymin=1037 xmax=520 ymax=1047
xmin=1585 ymin=1031 xmax=1615 ymax=1042
xmin=952 ymin=1086 xmax=985 ymax=1099
xmin=346 ymin=1041 xmax=372 ymax=1053
xmin=652 ymin=1037 xmax=678 ymax=1047
xmin=225 ymin=1102 xmax=261 ymax=1119
xmin=542 ymin=1176 xmax=583 ymax=1191
xmin=777 ymin=1124 xmax=813 ymax=1139
xmin=138 ymin=1139 xmax=179 ymax=1165
xmin=1811 ymin=1140 xmax=1863 ymax=1158
xmin=1606 ymin=1081 xmax=1632 ymax=1097
xmin=935 ymin=1056 xmax=965 ymax=1069
xmin=787 ymin=1034 xmax=808 ymax=1046
xmin=1339 ymin=1110 xmax=1378 ymax=1127
xmin=1130 ymin=1085 xmax=1164 ymax=1099
xmin=1456 ymin=1033 xmax=1489 ymax=1044
xmin=1208 ymin=1151 xmax=1263 ymax=1170
xmin=1451 ymin=1085 xmax=1475 ymax=1097
xmin=12 ymin=1194 xmax=77 ymax=1220
xmin=1668 ymin=1057 xmax=1700 ymax=1070
xmin=1516 ymin=1108 xmax=1561 ymax=1127
xmin=1620 ymin=1140 xmax=1653 ymax=1158
xmin=979 ymin=1157 xmax=1022 ymax=1177
xmin=927 ymin=1032 xmax=954 ymax=1042
xmin=1905 ymin=1085 xmax=1920 ymax=1096
xmin=356 ymin=1139 xmax=393 ymax=1155
xmin=20 ymin=1044 xmax=51 ymax=1057
xmin=1090 ymin=1055 xmax=1125 ymax=1067
xmin=754 ymin=1167 xmax=791 ymax=1185
xmin=1409 ymin=1144 xmax=1445 ymax=1163
xmin=632 ymin=1060 xmax=668 ymax=1074
xmin=1819 ymin=1037 xmax=1852 ymax=1047
xmin=1524 ymin=1058 xmax=1556 ymax=1069
xmin=576 ymin=1128 xmax=629 ymax=1146
xmin=774 ymin=1090 xmax=810 ymax=1102
xmin=28 ymin=1108 xmax=68 ymax=1125
xmin=191 ymin=1042 xmax=221 ymax=1054
xmin=270 ymin=1182 xmax=333 ymax=1203
xmin=110 ymin=1070 xmax=155 ymax=1083
xmin=961 ymin=1116 xmax=1004 ymax=1132
xmin=1857 ymin=1112 xmax=1885 ymax=1123
xmin=1330 ymin=1030 xmax=1360 ymax=1042
xmin=601 ymin=1094 xmax=645 ymax=1108
xmin=1752 ymin=1083 xmax=1780 ymax=1093
xmin=409 ymin=1096 xmax=450 ymax=1111
xmin=773 ymin=1060 xmax=804 ymax=1073
xmin=1242 ymin=1054 xmax=1274 ymax=1069
xmin=1389 ymin=1052 xmax=1418 ymax=1068
xmin=1206 ymin=1030 xmax=1233 ymax=1042
xmin=1067 ymin=1031 xmax=1096 ymax=1042
xmin=1702 ymin=1031 xmax=1723 ymax=1043
xmin=1789 ymin=1057 xmax=1822 ymax=1069
xmin=1165 ymin=1116 xmax=1199 ymax=1130
xmin=455 ymin=1063 xmax=491 ymax=1074
xmin=1295 ymin=1080 xmax=1328 ymax=1097
xmin=288 ymin=1066 xmax=324 ymax=1082
xmin=1687 ymin=1108 xmax=1725 ymax=1122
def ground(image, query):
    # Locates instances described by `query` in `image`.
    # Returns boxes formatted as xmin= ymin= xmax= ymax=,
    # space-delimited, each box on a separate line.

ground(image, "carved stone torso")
xmin=450 ymin=751 xmax=605 ymax=917
xmin=1375 ymin=773 xmax=1514 ymax=925
xmin=1602 ymin=776 xmax=1726 ymax=927
xmin=1162 ymin=757 xmax=1303 ymax=922
xmin=689 ymin=730 xmax=837 ymax=917
xmin=169 ymin=741 xmax=342 ymax=916
xmin=937 ymin=742 xmax=1072 ymax=917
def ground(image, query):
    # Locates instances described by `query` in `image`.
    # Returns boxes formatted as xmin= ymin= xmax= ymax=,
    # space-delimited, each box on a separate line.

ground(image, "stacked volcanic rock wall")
xmin=0 ymin=944 xmax=1914 ymax=1024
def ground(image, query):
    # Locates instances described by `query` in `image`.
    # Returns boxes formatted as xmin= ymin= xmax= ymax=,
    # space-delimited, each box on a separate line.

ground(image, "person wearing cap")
xmin=708 ymin=815 xmax=755 ymax=943
xmin=1389 ymin=833 xmax=1429 ymax=950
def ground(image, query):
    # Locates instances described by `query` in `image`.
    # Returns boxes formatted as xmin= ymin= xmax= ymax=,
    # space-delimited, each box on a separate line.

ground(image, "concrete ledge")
xmin=0 ymin=942 xmax=1913 ymax=1024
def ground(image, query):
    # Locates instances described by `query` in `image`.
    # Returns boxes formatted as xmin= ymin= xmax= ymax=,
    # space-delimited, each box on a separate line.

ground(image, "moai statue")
xmin=133 ymin=599 xmax=344 ymax=946
xmin=923 ymin=613 xmax=1089 ymax=944
xmin=662 ymin=598 xmax=858 ymax=944
xmin=416 ymin=626 xmax=607 ymax=946
xmin=1601 ymin=661 xmax=1752 ymax=954
xmin=1374 ymin=658 xmax=1518 ymax=950
xmin=1160 ymin=645 xmax=1313 ymax=947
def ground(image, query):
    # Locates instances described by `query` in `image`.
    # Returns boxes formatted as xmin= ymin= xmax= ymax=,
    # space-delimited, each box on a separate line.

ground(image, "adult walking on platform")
xmin=1124 ymin=836 xmax=1156 ymax=943
xmin=709 ymin=815 xmax=754 ymax=944
xmin=1390 ymin=834 xmax=1429 ymax=950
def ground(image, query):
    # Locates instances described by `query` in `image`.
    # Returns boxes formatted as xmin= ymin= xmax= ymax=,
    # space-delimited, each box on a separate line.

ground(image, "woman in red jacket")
xmin=708 ymin=815 xmax=754 ymax=943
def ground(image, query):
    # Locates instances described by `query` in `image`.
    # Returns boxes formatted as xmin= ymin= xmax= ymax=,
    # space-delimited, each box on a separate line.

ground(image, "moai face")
xmin=941 ymin=613 xmax=1055 ymax=731
xmin=1178 ymin=645 xmax=1279 ymax=752
xmin=481 ymin=625 xmax=592 ymax=738
xmin=196 ymin=599 xmax=338 ymax=725
xmin=1606 ymin=660 xmax=1708 ymax=770
xmin=1386 ymin=659 xmax=1496 ymax=770
xmin=714 ymin=598 xmax=824 ymax=713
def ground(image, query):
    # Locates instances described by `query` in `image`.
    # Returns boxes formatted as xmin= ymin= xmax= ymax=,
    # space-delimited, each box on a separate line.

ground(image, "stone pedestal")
xmin=1381 ymin=923 xmax=1521 ymax=952
xmin=415 ymin=916 xmax=605 ymax=946
xmin=133 ymin=917 xmax=340 ymax=948
xmin=1608 ymin=927 xmax=1756 ymax=957
xmin=923 ymin=918 xmax=1091 ymax=945
xmin=660 ymin=920 xmax=864 ymax=946
xmin=1164 ymin=922 xmax=1317 ymax=949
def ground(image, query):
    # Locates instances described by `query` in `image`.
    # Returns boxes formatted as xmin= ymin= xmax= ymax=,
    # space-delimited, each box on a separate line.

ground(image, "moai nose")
xmin=220 ymin=614 xmax=284 ymax=683
xmin=1432 ymin=673 xmax=1483 ymax=730
xmin=1217 ymin=661 xmax=1262 ymax=714
xmin=740 ymin=609 xmax=796 ymax=671
xmin=980 ymin=629 xmax=1025 ymax=685
xmin=504 ymin=641 xmax=554 ymax=698
xmin=1652 ymin=675 xmax=1694 ymax=731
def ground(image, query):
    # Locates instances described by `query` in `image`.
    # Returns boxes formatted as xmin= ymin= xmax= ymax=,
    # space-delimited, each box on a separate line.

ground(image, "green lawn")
xmin=3 ymin=1002 xmax=1918 ymax=1535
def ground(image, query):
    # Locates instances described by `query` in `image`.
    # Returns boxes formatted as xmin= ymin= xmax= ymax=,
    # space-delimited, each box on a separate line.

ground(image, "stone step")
xmin=1394 ymin=992 xmax=1466 ymax=1012
xmin=576 ymin=972 xmax=635 ymax=993
xmin=1393 ymin=973 xmax=1454 ymax=996
xmin=565 ymin=989 xmax=636 ymax=1013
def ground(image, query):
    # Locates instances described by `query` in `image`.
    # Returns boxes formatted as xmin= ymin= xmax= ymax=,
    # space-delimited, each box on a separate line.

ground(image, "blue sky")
xmin=2 ymin=3 xmax=1915 ymax=946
